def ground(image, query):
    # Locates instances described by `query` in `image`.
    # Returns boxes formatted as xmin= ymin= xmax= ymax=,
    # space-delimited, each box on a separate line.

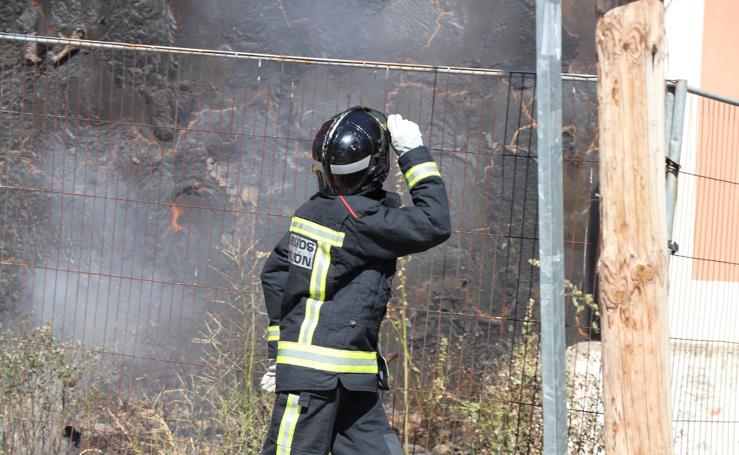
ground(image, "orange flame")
xmin=170 ymin=204 xmax=183 ymax=232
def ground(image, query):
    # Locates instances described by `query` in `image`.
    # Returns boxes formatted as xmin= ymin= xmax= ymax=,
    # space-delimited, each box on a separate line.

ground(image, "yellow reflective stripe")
xmin=308 ymin=243 xmax=331 ymax=300
xmin=298 ymin=299 xmax=324 ymax=344
xmin=404 ymin=161 xmax=441 ymax=189
xmin=279 ymin=341 xmax=378 ymax=359
xmin=276 ymin=394 xmax=301 ymax=455
xmin=290 ymin=217 xmax=345 ymax=247
xmin=288 ymin=218 xmax=344 ymax=353
xmin=267 ymin=325 xmax=280 ymax=342
xmin=277 ymin=356 xmax=379 ymax=374
xmin=276 ymin=341 xmax=379 ymax=374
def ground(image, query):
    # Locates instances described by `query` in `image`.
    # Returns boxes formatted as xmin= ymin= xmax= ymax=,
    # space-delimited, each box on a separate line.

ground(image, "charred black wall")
xmin=0 ymin=1 xmax=600 ymax=370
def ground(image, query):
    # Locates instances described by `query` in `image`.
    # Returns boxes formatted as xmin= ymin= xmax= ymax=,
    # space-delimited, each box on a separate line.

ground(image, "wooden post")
xmin=596 ymin=1 xmax=673 ymax=454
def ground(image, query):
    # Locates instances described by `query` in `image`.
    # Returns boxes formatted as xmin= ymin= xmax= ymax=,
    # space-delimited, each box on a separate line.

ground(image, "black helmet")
xmin=312 ymin=106 xmax=390 ymax=196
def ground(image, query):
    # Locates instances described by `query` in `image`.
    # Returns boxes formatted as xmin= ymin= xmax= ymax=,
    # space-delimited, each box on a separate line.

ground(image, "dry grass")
xmin=0 ymin=323 xmax=97 ymax=454
xmin=1 ymin=241 xmax=603 ymax=453
xmin=0 ymin=237 xmax=273 ymax=454
xmin=78 ymin=237 xmax=274 ymax=453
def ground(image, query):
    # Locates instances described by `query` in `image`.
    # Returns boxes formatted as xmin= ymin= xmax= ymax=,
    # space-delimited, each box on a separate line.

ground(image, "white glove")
xmin=387 ymin=114 xmax=423 ymax=156
xmin=260 ymin=360 xmax=276 ymax=393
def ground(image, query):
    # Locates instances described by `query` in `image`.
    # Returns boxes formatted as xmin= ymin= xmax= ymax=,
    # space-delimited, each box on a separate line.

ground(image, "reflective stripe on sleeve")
xmin=404 ymin=161 xmax=441 ymax=189
xmin=276 ymin=394 xmax=301 ymax=455
xmin=276 ymin=341 xmax=379 ymax=374
xmin=267 ymin=325 xmax=280 ymax=342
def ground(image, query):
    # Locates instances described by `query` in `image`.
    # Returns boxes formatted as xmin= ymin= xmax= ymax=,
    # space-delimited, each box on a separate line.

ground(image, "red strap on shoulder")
xmin=338 ymin=195 xmax=358 ymax=219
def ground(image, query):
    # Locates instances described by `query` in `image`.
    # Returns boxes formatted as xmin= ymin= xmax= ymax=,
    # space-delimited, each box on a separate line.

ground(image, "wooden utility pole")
xmin=596 ymin=1 xmax=673 ymax=454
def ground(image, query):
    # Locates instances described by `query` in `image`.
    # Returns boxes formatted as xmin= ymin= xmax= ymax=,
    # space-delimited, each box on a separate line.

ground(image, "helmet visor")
xmin=314 ymin=154 xmax=373 ymax=196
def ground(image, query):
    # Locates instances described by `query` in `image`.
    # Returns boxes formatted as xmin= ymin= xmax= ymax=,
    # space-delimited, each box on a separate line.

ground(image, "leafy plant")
xmin=0 ymin=323 xmax=98 ymax=454
xmin=452 ymin=299 xmax=544 ymax=454
xmin=396 ymin=282 xmax=605 ymax=453
xmin=529 ymin=259 xmax=600 ymax=334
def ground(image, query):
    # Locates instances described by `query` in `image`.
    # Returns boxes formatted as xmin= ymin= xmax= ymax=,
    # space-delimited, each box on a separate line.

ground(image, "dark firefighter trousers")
xmin=261 ymin=383 xmax=403 ymax=455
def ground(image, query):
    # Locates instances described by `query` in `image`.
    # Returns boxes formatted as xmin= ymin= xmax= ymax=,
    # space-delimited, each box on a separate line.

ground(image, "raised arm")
xmin=344 ymin=115 xmax=451 ymax=259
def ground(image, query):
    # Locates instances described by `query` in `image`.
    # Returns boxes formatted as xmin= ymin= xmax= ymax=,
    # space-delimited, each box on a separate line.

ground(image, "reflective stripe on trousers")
xmin=276 ymin=394 xmax=301 ymax=455
xmin=263 ymin=386 xmax=403 ymax=455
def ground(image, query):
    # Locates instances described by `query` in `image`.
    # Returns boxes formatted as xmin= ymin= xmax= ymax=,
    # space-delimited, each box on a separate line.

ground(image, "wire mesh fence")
xmin=668 ymin=88 xmax=739 ymax=454
xmin=0 ymin=35 xmax=600 ymax=453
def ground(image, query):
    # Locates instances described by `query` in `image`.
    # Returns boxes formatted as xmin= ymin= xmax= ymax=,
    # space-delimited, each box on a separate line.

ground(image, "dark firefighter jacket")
xmin=260 ymin=146 xmax=451 ymax=392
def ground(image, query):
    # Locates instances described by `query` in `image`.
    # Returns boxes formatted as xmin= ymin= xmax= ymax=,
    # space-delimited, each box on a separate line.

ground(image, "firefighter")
xmin=259 ymin=106 xmax=451 ymax=454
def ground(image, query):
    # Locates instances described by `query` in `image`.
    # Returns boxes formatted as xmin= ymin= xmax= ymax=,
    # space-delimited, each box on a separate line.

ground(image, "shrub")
xmin=0 ymin=323 xmax=97 ymax=454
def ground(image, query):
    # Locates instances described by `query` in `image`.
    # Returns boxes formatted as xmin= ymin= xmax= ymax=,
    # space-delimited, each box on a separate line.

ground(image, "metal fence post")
xmin=665 ymin=80 xmax=687 ymax=254
xmin=536 ymin=0 xmax=568 ymax=453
